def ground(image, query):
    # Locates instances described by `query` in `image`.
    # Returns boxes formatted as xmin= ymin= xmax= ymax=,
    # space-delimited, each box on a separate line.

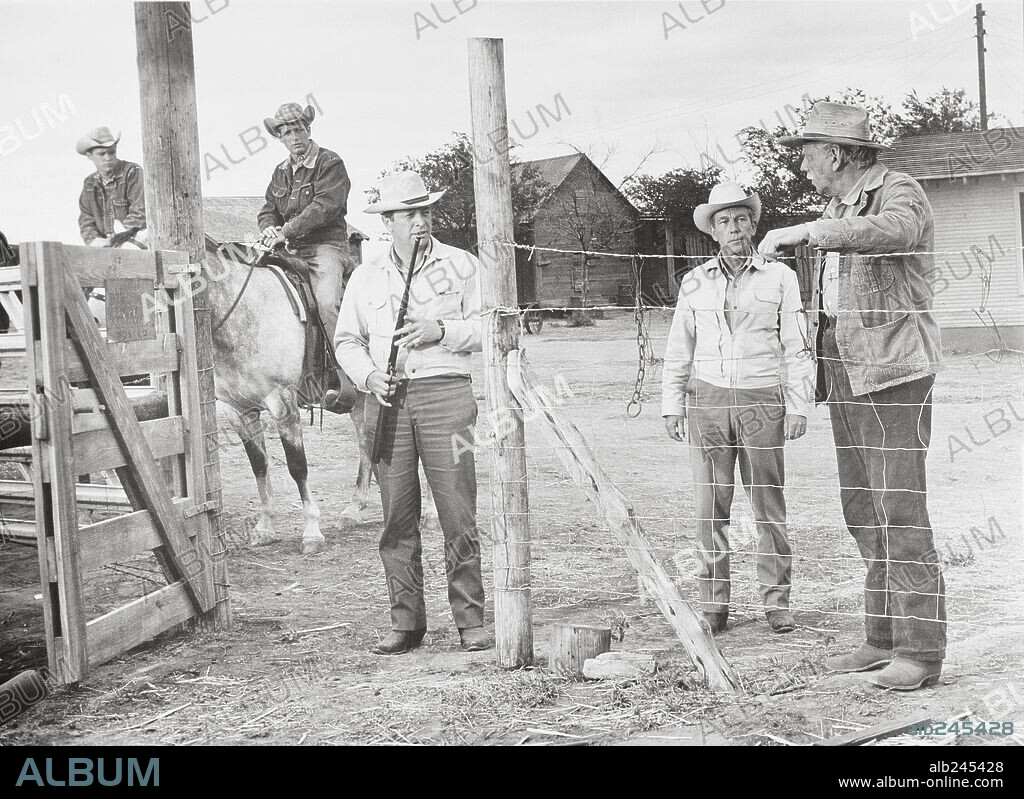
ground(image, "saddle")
xmin=216 ymin=241 xmax=338 ymax=409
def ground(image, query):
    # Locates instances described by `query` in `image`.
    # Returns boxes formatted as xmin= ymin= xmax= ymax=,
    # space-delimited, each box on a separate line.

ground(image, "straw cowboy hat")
xmin=363 ymin=171 xmax=448 ymax=215
xmin=693 ymin=182 xmax=761 ymax=236
xmin=76 ymin=127 xmax=120 ymax=156
xmin=263 ymin=102 xmax=316 ymax=138
xmin=778 ymin=101 xmax=889 ymax=150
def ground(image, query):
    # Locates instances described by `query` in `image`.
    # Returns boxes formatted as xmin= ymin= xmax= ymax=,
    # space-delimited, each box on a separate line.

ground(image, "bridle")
xmin=211 ymin=242 xmax=280 ymax=334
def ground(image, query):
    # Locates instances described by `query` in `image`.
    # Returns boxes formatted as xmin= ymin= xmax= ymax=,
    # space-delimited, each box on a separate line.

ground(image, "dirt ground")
xmin=2 ymin=310 xmax=1022 ymax=746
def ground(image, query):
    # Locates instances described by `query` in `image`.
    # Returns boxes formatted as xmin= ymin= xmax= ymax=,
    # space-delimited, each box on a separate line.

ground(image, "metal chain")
xmin=626 ymin=257 xmax=651 ymax=418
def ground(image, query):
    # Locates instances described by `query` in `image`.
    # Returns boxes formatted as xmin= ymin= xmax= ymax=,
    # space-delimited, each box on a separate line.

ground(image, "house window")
xmin=1018 ymin=189 xmax=1024 ymax=295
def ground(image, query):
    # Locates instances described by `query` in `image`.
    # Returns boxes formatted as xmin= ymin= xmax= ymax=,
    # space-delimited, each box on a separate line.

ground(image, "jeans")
xmin=292 ymin=241 xmax=355 ymax=342
xmin=823 ymin=322 xmax=946 ymax=661
xmin=688 ymin=379 xmax=792 ymax=614
xmin=362 ymin=375 xmax=485 ymax=631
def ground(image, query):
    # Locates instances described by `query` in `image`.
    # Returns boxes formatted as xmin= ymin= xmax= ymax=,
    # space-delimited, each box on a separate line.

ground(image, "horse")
xmin=202 ymin=241 xmax=373 ymax=555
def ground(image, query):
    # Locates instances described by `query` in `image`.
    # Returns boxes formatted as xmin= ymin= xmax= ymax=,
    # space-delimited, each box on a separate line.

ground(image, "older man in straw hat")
xmin=258 ymin=101 xmax=356 ymax=413
xmin=663 ymin=181 xmax=813 ymax=638
xmin=77 ymin=127 xmax=148 ymax=248
xmin=759 ymin=101 xmax=945 ymax=691
xmin=335 ymin=170 xmax=490 ymax=656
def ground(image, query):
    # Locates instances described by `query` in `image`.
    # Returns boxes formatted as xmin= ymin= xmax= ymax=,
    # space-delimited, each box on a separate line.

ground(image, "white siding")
xmin=922 ymin=174 xmax=1024 ymax=331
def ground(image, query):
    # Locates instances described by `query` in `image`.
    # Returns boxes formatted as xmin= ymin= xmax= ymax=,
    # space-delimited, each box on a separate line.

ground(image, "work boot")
xmin=703 ymin=610 xmax=728 ymax=635
xmin=372 ymin=628 xmax=426 ymax=655
xmin=766 ymin=609 xmax=796 ymax=634
xmin=458 ymin=627 xmax=493 ymax=652
xmin=867 ymin=657 xmax=942 ymax=691
xmin=825 ymin=643 xmax=893 ymax=674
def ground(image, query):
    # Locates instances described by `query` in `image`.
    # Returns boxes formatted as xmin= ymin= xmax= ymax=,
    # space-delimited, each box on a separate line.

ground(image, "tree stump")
xmin=549 ymin=622 xmax=611 ymax=676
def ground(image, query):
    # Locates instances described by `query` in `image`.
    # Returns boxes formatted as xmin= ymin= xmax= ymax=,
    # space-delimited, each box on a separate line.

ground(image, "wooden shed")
xmin=880 ymin=128 xmax=1024 ymax=350
xmin=513 ymin=154 xmax=647 ymax=309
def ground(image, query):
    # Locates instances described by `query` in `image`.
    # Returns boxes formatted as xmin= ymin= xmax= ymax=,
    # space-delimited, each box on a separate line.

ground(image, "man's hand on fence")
xmin=367 ymin=369 xmax=398 ymax=407
xmin=785 ymin=414 xmax=807 ymax=440
xmin=664 ymin=414 xmax=687 ymax=442
xmin=758 ymin=224 xmax=809 ymax=259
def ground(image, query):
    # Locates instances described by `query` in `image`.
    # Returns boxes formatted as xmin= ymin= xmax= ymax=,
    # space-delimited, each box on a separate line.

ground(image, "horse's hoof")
xmin=301 ymin=535 xmax=325 ymax=555
xmin=249 ymin=530 xmax=279 ymax=547
xmin=338 ymin=504 xmax=364 ymax=525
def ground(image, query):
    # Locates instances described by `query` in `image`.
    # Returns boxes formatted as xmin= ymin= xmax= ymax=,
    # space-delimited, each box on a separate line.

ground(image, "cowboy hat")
xmin=363 ymin=171 xmax=448 ymax=214
xmin=264 ymin=103 xmax=316 ymax=138
xmin=76 ymin=127 xmax=120 ymax=156
xmin=778 ymin=101 xmax=889 ymax=150
xmin=693 ymin=182 xmax=761 ymax=236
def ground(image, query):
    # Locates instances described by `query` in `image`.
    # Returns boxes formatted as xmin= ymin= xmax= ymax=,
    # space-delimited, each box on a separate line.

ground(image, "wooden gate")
xmin=8 ymin=241 xmax=227 ymax=684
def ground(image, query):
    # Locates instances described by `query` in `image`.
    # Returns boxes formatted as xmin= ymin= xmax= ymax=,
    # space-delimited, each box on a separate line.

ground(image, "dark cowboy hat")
xmin=263 ymin=103 xmax=316 ymax=138
xmin=778 ymin=101 xmax=889 ymax=150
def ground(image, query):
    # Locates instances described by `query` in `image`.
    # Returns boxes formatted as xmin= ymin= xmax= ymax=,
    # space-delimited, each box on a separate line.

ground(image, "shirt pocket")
xmin=297 ymin=182 xmax=314 ymax=211
xmin=362 ymin=292 xmax=392 ymax=337
xmin=752 ymin=290 xmax=781 ymax=328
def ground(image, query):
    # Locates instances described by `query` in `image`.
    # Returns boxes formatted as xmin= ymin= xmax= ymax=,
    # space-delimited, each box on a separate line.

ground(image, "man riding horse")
xmin=257 ymin=102 xmax=357 ymax=414
xmin=77 ymin=127 xmax=149 ymax=249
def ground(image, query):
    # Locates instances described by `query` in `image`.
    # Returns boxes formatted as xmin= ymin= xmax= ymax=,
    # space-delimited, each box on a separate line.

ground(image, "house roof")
xmin=202 ymin=196 xmax=367 ymax=243
xmin=513 ymin=153 xmax=640 ymax=220
xmin=880 ymin=128 xmax=1024 ymax=180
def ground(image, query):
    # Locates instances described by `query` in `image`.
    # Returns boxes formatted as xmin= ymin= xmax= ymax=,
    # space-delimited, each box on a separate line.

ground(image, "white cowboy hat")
xmin=693 ymin=182 xmax=761 ymax=236
xmin=778 ymin=101 xmax=889 ymax=150
xmin=264 ymin=102 xmax=316 ymax=138
xmin=363 ymin=171 xmax=448 ymax=214
xmin=76 ymin=126 xmax=121 ymax=156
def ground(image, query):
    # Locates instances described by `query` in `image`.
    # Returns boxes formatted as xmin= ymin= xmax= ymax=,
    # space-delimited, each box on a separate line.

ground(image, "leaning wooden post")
xmin=135 ymin=1 xmax=230 ymax=628
xmin=468 ymin=37 xmax=533 ymax=668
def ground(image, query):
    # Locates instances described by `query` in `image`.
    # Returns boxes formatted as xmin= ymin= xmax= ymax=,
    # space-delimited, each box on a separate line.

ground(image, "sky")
xmin=1 ymin=0 xmax=1022 ymax=245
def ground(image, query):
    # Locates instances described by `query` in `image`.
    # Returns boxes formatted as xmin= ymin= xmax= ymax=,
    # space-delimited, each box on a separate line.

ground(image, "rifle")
xmin=370 ymin=236 xmax=421 ymax=465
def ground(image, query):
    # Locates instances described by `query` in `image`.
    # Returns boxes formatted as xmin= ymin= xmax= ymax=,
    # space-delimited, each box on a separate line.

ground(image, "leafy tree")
xmin=373 ymin=132 xmax=547 ymax=252
xmin=898 ymin=87 xmax=983 ymax=136
xmin=624 ymin=165 xmax=723 ymax=228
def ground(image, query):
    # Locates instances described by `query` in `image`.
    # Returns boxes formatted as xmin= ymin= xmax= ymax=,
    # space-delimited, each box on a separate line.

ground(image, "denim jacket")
xmin=257 ymin=141 xmax=350 ymax=246
xmin=807 ymin=164 xmax=941 ymax=400
xmin=78 ymin=161 xmax=146 ymax=244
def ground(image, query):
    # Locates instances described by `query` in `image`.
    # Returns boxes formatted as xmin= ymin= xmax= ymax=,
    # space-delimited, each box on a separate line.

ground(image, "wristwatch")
xmin=437 ymin=320 xmax=446 ymax=342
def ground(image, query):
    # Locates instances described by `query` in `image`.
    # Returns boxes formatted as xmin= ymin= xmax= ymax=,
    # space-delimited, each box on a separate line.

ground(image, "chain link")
xmin=626 ymin=257 xmax=657 ymax=418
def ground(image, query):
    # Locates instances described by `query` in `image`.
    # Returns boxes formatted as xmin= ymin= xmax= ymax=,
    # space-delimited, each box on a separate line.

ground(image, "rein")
xmin=211 ymin=247 xmax=270 ymax=334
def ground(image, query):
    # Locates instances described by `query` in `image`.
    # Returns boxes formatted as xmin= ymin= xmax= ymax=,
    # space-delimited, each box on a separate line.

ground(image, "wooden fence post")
xmin=134 ymin=1 xmax=230 ymax=628
xmin=468 ymin=37 xmax=533 ymax=668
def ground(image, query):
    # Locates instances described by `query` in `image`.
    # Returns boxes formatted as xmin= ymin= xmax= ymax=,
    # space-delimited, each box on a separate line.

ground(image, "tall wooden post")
xmin=134 ymin=1 xmax=230 ymax=627
xmin=468 ymin=37 xmax=533 ymax=668
xmin=975 ymin=3 xmax=988 ymax=130
xmin=664 ymin=221 xmax=677 ymax=297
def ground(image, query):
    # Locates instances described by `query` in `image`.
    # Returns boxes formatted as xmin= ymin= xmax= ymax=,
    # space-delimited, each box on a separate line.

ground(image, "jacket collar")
xmin=278 ymin=139 xmax=320 ymax=171
xmin=86 ymin=161 xmax=125 ymax=187
xmin=832 ymin=163 xmax=888 ymax=210
xmin=706 ymin=251 xmax=768 ymax=275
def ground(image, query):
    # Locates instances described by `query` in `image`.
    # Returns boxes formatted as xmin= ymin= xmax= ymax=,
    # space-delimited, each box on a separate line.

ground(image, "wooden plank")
xmin=76 ymin=497 xmax=194 ymax=572
xmin=86 ymin=581 xmax=194 ymax=669
xmin=0 ymin=518 xmax=37 ymax=544
xmin=0 ymin=333 xmax=26 ymax=353
xmin=24 ymin=241 xmax=88 ymax=683
xmin=0 ymin=479 xmax=129 ymax=508
xmin=60 ymin=334 xmax=179 ymax=383
xmin=0 ymin=290 xmax=24 ymax=331
xmin=468 ymin=37 xmax=534 ymax=669
xmin=62 ymin=257 xmax=209 ymax=615
xmin=73 ymin=416 xmax=184 ymax=485
xmin=813 ymin=714 xmax=933 ymax=747
xmin=0 ymin=265 xmax=21 ymax=290
xmin=136 ymin=1 xmax=230 ymax=630
xmin=106 ymin=277 xmax=158 ymax=343
xmin=507 ymin=349 xmax=740 ymax=693
xmin=59 ymin=245 xmax=157 ymax=284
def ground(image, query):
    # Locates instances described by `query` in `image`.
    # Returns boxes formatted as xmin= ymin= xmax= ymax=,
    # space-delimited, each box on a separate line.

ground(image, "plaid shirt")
xmin=78 ymin=161 xmax=146 ymax=244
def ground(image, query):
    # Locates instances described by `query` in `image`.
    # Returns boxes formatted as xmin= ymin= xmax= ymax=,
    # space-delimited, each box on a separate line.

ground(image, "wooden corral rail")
xmin=0 ymin=241 xmax=227 ymax=684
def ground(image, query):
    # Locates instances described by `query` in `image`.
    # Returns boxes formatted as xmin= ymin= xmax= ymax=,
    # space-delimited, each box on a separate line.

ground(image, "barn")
xmin=202 ymin=196 xmax=368 ymax=262
xmin=880 ymin=127 xmax=1024 ymax=350
xmin=513 ymin=154 xmax=651 ymax=310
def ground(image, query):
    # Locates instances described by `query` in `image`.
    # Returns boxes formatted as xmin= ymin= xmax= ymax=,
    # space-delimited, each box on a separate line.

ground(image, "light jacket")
xmin=334 ymin=236 xmax=482 ymax=391
xmin=806 ymin=164 xmax=941 ymax=400
xmin=257 ymin=140 xmax=350 ymax=246
xmin=661 ymin=252 xmax=814 ymax=418
xmin=78 ymin=161 xmax=146 ymax=244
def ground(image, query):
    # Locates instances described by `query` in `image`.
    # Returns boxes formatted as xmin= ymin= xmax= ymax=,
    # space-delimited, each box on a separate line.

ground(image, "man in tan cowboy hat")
xmin=335 ymin=170 xmax=491 ymax=656
xmin=257 ymin=101 xmax=356 ymax=414
xmin=662 ymin=181 xmax=813 ymax=637
xmin=77 ymin=127 xmax=148 ymax=248
xmin=759 ymin=101 xmax=945 ymax=691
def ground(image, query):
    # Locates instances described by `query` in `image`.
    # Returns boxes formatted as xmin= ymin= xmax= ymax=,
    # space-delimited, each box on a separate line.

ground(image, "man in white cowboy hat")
xmin=257 ymin=101 xmax=356 ymax=414
xmin=335 ymin=170 xmax=490 ymax=656
xmin=759 ymin=101 xmax=945 ymax=691
xmin=77 ymin=127 xmax=149 ymax=248
xmin=662 ymin=181 xmax=813 ymax=637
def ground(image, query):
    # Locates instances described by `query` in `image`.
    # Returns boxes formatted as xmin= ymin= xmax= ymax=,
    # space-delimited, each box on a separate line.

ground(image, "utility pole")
xmin=975 ymin=3 xmax=988 ymax=130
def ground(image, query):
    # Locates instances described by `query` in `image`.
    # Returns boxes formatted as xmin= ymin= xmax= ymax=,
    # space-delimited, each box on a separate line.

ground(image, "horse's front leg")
xmin=224 ymin=403 xmax=279 ymax=546
xmin=268 ymin=394 xmax=323 ymax=555
xmin=340 ymin=392 xmax=371 ymax=524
